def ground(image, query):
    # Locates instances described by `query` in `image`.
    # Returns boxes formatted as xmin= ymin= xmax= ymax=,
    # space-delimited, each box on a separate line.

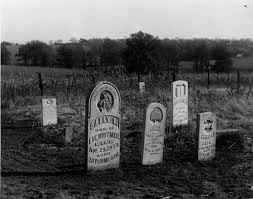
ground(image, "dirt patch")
xmin=1 ymin=125 xmax=253 ymax=198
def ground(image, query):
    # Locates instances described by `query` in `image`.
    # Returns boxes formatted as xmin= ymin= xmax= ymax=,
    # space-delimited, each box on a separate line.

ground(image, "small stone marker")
xmin=142 ymin=103 xmax=166 ymax=165
xmin=42 ymin=98 xmax=57 ymax=126
xmin=172 ymin=80 xmax=188 ymax=126
xmin=139 ymin=82 xmax=145 ymax=93
xmin=87 ymin=81 xmax=121 ymax=170
xmin=197 ymin=112 xmax=216 ymax=161
xmin=65 ymin=127 xmax=73 ymax=143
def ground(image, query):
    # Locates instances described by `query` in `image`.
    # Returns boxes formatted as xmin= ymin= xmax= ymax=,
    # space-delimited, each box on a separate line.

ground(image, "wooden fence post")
xmin=207 ymin=68 xmax=210 ymax=89
xmin=237 ymin=70 xmax=240 ymax=93
xmin=37 ymin=73 xmax=43 ymax=97
xmin=172 ymin=72 xmax=176 ymax=82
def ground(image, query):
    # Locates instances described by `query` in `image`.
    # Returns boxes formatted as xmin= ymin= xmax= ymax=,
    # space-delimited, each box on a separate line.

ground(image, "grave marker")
xmin=172 ymin=80 xmax=188 ymax=126
xmin=42 ymin=98 xmax=57 ymax=126
xmin=65 ymin=127 xmax=73 ymax=143
xmin=86 ymin=81 xmax=121 ymax=170
xmin=142 ymin=103 xmax=166 ymax=165
xmin=197 ymin=112 xmax=216 ymax=161
xmin=139 ymin=82 xmax=145 ymax=93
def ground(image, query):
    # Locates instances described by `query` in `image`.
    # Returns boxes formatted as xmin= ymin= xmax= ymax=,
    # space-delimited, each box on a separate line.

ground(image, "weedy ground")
xmin=1 ymin=65 xmax=253 ymax=199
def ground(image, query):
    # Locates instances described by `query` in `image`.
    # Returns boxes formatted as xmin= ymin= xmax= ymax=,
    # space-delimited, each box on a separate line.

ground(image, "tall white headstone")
xmin=197 ymin=112 xmax=216 ymax=161
xmin=42 ymin=98 xmax=57 ymax=126
xmin=87 ymin=81 xmax=121 ymax=170
xmin=172 ymin=80 xmax=188 ymax=126
xmin=142 ymin=103 xmax=166 ymax=165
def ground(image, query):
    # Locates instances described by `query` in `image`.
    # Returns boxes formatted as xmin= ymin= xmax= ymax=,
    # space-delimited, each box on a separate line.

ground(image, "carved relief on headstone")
xmin=139 ymin=82 xmax=145 ymax=93
xmin=197 ymin=112 xmax=216 ymax=161
xmin=42 ymin=98 xmax=57 ymax=126
xmin=87 ymin=81 xmax=121 ymax=170
xmin=142 ymin=103 xmax=166 ymax=165
xmin=172 ymin=80 xmax=188 ymax=126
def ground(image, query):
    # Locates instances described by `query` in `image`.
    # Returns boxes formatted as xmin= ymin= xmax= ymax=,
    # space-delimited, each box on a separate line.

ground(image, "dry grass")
xmin=2 ymin=65 xmax=253 ymax=128
xmin=1 ymin=65 xmax=253 ymax=198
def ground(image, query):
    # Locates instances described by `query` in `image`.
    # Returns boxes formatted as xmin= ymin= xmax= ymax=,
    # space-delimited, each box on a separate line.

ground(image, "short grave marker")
xmin=65 ymin=127 xmax=73 ymax=143
xmin=42 ymin=98 xmax=57 ymax=126
xmin=86 ymin=81 xmax=121 ymax=170
xmin=139 ymin=82 xmax=145 ymax=93
xmin=172 ymin=80 xmax=188 ymax=126
xmin=197 ymin=112 xmax=216 ymax=161
xmin=142 ymin=103 xmax=166 ymax=165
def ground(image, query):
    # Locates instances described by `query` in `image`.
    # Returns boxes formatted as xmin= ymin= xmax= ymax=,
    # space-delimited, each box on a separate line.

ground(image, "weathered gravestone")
xmin=65 ymin=127 xmax=73 ymax=143
xmin=197 ymin=112 xmax=216 ymax=161
xmin=142 ymin=103 xmax=166 ymax=165
xmin=139 ymin=82 xmax=145 ymax=93
xmin=42 ymin=98 xmax=57 ymax=126
xmin=86 ymin=81 xmax=121 ymax=170
xmin=172 ymin=80 xmax=188 ymax=126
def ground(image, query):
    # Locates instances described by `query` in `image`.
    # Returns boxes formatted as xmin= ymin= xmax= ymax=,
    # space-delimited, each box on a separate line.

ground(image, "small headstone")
xmin=139 ymin=82 xmax=145 ymax=93
xmin=172 ymin=80 xmax=188 ymax=126
xmin=142 ymin=103 xmax=166 ymax=165
xmin=87 ymin=81 xmax=121 ymax=170
xmin=65 ymin=127 xmax=73 ymax=143
xmin=42 ymin=98 xmax=57 ymax=126
xmin=197 ymin=112 xmax=216 ymax=161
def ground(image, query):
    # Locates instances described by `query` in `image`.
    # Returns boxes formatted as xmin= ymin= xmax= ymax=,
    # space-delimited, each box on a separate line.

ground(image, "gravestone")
xmin=65 ymin=127 xmax=73 ymax=143
xmin=42 ymin=98 xmax=57 ymax=126
xmin=142 ymin=103 xmax=166 ymax=165
xmin=197 ymin=112 xmax=216 ymax=161
xmin=87 ymin=81 xmax=121 ymax=170
xmin=172 ymin=80 xmax=188 ymax=126
xmin=139 ymin=82 xmax=145 ymax=93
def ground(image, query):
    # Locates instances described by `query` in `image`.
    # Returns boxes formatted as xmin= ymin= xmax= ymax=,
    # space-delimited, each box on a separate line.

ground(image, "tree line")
xmin=2 ymin=31 xmax=253 ymax=76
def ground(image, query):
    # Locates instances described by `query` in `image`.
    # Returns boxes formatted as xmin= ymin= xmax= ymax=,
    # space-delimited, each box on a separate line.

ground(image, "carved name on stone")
xmin=87 ymin=81 xmax=121 ymax=170
xmin=42 ymin=98 xmax=57 ymax=126
xmin=142 ymin=103 xmax=166 ymax=165
xmin=172 ymin=80 xmax=188 ymax=126
xmin=197 ymin=112 xmax=216 ymax=161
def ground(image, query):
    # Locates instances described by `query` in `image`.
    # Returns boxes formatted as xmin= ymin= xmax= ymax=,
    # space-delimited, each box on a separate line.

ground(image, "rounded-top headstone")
xmin=171 ymin=80 xmax=188 ymax=126
xmin=87 ymin=81 xmax=121 ymax=171
xmin=142 ymin=102 xmax=166 ymax=165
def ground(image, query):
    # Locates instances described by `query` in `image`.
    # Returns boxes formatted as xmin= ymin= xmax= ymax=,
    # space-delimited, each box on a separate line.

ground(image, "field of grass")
xmin=1 ymin=65 xmax=253 ymax=198
xmin=232 ymin=57 xmax=253 ymax=69
xmin=180 ymin=56 xmax=253 ymax=72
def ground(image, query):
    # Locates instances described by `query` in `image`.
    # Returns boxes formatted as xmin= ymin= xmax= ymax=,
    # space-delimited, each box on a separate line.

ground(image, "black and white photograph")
xmin=1 ymin=0 xmax=253 ymax=198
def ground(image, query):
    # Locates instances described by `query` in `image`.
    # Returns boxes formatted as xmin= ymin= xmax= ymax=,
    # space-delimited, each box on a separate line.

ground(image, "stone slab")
xmin=86 ymin=81 xmax=121 ymax=170
xmin=172 ymin=80 xmax=188 ymax=126
xmin=42 ymin=98 xmax=57 ymax=126
xmin=197 ymin=112 xmax=216 ymax=161
xmin=142 ymin=103 xmax=166 ymax=165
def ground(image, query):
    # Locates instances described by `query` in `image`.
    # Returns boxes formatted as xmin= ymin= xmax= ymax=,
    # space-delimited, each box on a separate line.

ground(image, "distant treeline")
xmin=2 ymin=31 xmax=253 ymax=75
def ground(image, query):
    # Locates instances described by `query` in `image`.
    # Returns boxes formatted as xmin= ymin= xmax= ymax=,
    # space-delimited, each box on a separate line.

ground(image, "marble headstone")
xmin=139 ymin=82 xmax=145 ymax=93
xmin=197 ymin=112 xmax=216 ymax=161
xmin=172 ymin=80 xmax=188 ymax=126
xmin=142 ymin=103 xmax=166 ymax=165
xmin=42 ymin=98 xmax=57 ymax=126
xmin=87 ymin=81 xmax=121 ymax=170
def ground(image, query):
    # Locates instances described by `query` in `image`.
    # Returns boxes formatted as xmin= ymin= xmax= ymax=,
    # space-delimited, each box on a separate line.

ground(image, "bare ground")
xmin=1 ymin=120 xmax=253 ymax=199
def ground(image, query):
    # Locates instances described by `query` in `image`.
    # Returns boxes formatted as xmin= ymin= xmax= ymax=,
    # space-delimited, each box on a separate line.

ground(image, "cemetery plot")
xmin=1 ymin=65 xmax=253 ymax=198
xmin=197 ymin=112 xmax=216 ymax=161
xmin=142 ymin=103 xmax=166 ymax=165
xmin=172 ymin=80 xmax=188 ymax=126
xmin=87 ymin=81 xmax=121 ymax=170
xmin=42 ymin=98 xmax=57 ymax=126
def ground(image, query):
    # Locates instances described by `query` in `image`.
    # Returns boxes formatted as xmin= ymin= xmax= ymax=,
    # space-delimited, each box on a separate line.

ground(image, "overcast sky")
xmin=1 ymin=0 xmax=253 ymax=44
